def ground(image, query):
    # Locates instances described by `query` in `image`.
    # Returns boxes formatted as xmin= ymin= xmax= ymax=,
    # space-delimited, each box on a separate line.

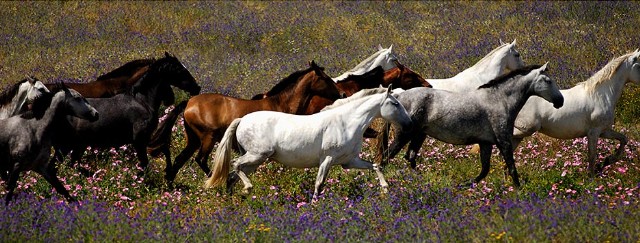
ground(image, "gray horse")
xmin=0 ymin=85 xmax=98 ymax=204
xmin=377 ymin=64 xmax=564 ymax=187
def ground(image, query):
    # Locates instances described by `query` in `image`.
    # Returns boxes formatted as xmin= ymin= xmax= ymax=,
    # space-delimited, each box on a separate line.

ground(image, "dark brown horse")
xmin=45 ymin=58 xmax=155 ymax=98
xmin=148 ymin=61 xmax=343 ymax=183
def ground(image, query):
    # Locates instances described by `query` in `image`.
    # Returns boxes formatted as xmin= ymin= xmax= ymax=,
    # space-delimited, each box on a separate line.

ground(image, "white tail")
xmin=204 ymin=118 xmax=242 ymax=188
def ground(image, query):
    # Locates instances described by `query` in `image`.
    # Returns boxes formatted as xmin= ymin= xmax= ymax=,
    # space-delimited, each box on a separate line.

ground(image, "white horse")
xmin=512 ymin=50 xmax=640 ymax=175
xmin=427 ymin=39 xmax=525 ymax=92
xmin=333 ymin=45 xmax=398 ymax=81
xmin=0 ymin=76 xmax=50 ymax=119
xmin=205 ymin=86 xmax=412 ymax=200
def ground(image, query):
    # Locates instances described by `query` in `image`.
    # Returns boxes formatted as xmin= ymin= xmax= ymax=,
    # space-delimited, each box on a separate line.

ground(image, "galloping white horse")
xmin=333 ymin=45 xmax=398 ymax=81
xmin=0 ymin=76 xmax=50 ymax=119
xmin=427 ymin=39 xmax=525 ymax=92
xmin=205 ymin=86 xmax=412 ymax=200
xmin=513 ymin=50 xmax=640 ymax=175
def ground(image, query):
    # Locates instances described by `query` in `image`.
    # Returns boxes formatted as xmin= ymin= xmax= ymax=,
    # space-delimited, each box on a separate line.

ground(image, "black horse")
xmin=52 ymin=53 xmax=201 ymax=176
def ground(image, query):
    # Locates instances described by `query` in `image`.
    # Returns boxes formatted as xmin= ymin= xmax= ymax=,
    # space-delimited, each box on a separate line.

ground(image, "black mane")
xmin=337 ymin=66 xmax=384 ymax=84
xmin=478 ymin=65 xmax=543 ymax=89
xmin=96 ymin=58 xmax=156 ymax=80
xmin=263 ymin=66 xmax=314 ymax=96
xmin=0 ymin=78 xmax=28 ymax=107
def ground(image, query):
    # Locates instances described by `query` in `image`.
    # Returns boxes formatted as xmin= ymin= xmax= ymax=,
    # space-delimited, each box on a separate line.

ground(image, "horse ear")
xmin=165 ymin=51 xmax=173 ymax=58
xmin=388 ymin=45 xmax=393 ymax=52
xmin=499 ymin=39 xmax=505 ymax=45
xmin=512 ymin=39 xmax=517 ymax=46
xmin=540 ymin=62 xmax=549 ymax=72
xmin=378 ymin=44 xmax=383 ymax=51
xmin=387 ymin=84 xmax=393 ymax=95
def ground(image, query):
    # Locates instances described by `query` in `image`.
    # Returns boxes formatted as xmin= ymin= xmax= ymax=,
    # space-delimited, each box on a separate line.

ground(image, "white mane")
xmin=321 ymin=87 xmax=387 ymax=111
xmin=580 ymin=51 xmax=636 ymax=93
xmin=334 ymin=45 xmax=396 ymax=81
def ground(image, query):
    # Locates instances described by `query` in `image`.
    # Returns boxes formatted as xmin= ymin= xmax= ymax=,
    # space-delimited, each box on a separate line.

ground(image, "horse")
xmin=0 ymin=76 xmax=50 ymax=119
xmin=376 ymin=64 xmax=564 ymax=187
xmin=204 ymin=86 xmax=412 ymax=201
xmin=427 ymin=39 xmax=525 ymax=92
xmin=50 ymin=53 xmax=201 ymax=177
xmin=45 ymin=58 xmax=155 ymax=98
xmin=0 ymin=84 xmax=99 ymax=204
xmin=512 ymin=50 xmax=640 ymax=175
xmin=333 ymin=45 xmax=398 ymax=81
xmin=148 ymin=61 xmax=343 ymax=183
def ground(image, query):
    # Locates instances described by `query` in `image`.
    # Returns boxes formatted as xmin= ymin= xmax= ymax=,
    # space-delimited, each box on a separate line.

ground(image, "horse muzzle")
xmin=553 ymin=97 xmax=564 ymax=109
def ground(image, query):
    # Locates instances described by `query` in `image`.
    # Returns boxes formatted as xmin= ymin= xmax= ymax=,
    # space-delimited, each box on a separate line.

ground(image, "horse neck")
xmin=488 ymin=78 xmax=535 ymax=118
xmin=590 ymin=69 xmax=629 ymax=110
xmin=30 ymin=93 xmax=65 ymax=139
xmin=464 ymin=51 xmax=505 ymax=82
xmin=133 ymin=73 xmax=166 ymax=116
xmin=0 ymin=86 xmax=29 ymax=119
xmin=331 ymin=95 xmax=382 ymax=134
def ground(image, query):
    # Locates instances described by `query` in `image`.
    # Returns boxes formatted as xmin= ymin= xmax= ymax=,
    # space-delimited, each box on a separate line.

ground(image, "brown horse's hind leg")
xmin=166 ymin=124 xmax=201 ymax=183
xmin=194 ymin=133 xmax=222 ymax=177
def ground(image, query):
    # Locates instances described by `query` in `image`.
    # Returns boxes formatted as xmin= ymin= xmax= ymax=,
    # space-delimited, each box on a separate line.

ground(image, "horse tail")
xmin=147 ymin=100 xmax=188 ymax=157
xmin=374 ymin=120 xmax=392 ymax=166
xmin=205 ymin=118 xmax=241 ymax=188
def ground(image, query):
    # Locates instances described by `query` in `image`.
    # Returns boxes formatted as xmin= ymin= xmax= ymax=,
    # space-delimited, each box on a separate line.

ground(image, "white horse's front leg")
xmin=342 ymin=157 xmax=389 ymax=194
xmin=313 ymin=156 xmax=334 ymax=201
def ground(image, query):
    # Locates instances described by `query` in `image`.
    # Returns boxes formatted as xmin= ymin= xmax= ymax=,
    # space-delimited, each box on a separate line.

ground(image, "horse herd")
xmin=1 ymin=41 xmax=638 ymax=204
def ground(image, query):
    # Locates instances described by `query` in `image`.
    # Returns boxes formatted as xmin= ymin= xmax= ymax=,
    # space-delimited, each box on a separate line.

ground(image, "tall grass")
xmin=0 ymin=2 xmax=639 ymax=241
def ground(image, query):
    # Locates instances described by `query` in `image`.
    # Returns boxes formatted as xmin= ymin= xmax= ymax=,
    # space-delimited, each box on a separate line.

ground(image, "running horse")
xmin=148 ymin=61 xmax=343 ymax=183
xmin=376 ymin=64 xmax=564 ymax=187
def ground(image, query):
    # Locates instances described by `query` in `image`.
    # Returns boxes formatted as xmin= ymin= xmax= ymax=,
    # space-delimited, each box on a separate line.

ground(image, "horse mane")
xmin=263 ymin=67 xmax=314 ymax=96
xmin=337 ymin=66 xmax=384 ymax=85
xmin=478 ymin=64 xmax=542 ymax=89
xmin=344 ymin=48 xmax=389 ymax=73
xmin=96 ymin=58 xmax=156 ymax=80
xmin=0 ymin=79 xmax=26 ymax=107
xmin=321 ymin=87 xmax=387 ymax=111
xmin=19 ymin=84 xmax=61 ymax=119
xmin=471 ymin=43 xmax=510 ymax=70
xmin=580 ymin=52 xmax=636 ymax=93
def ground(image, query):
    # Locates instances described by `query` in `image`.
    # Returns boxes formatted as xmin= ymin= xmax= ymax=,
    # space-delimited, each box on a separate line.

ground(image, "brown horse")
xmin=304 ymin=60 xmax=430 ymax=114
xmin=148 ymin=61 xmax=343 ymax=183
xmin=45 ymin=57 xmax=156 ymax=98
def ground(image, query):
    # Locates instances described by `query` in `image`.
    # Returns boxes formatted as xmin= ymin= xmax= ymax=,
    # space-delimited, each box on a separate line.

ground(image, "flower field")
xmin=1 ymin=2 xmax=640 ymax=242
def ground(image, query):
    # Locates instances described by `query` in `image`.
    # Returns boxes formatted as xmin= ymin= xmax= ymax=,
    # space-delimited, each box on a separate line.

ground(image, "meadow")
xmin=1 ymin=1 xmax=640 ymax=242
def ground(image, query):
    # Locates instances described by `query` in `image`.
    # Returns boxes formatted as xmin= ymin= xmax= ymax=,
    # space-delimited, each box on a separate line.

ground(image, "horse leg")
xmin=495 ymin=140 xmax=520 ymax=188
xmin=312 ymin=156 xmax=334 ymax=201
xmin=462 ymin=143 xmax=492 ymax=187
xmin=133 ymin=143 xmax=150 ymax=176
xmin=406 ymin=132 xmax=428 ymax=169
xmin=382 ymin=127 xmax=413 ymax=167
xmin=4 ymin=168 xmax=20 ymax=206
xmin=586 ymin=129 xmax=602 ymax=176
xmin=596 ymin=129 xmax=628 ymax=174
xmin=69 ymin=148 xmax=92 ymax=177
xmin=37 ymin=162 xmax=76 ymax=203
xmin=194 ymin=133 xmax=221 ymax=177
xmin=166 ymin=125 xmax=201 ymax=183
xmin=233 ymin=153 xmax=268 ymax=195
xmin=342 ymin=157 xmax=389 ymax=194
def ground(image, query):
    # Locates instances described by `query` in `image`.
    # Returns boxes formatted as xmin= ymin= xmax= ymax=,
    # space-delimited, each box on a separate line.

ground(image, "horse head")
xmin=386 ymin=60 xmax=431 ymax=88
xmin=528 ymin=63 xmax=563 ymax=109
xmin=379 ymin=85 xmax=412 ymax=129
xmin=374 ymin=45 xmax=398 ymax=71
xmin=58 ymin=84 xmax=99 ymax=122
xmin=155 ymin=52 xmax=201 ymax=96
xmin=626 ymin=50 xmax=640 ymax=85
xmin=307 ymin=61 xmax=344 ymax=100
xmin=501 ymin=39 xmax=525 ymax=73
